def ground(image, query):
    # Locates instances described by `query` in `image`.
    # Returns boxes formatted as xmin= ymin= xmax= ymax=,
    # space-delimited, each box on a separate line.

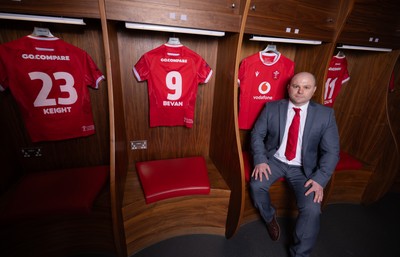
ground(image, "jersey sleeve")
xmin=197 ymin=58 xmax=212 ymax=84
xmin=133 ymin=54 xmax=150 ymax=82
xmin=0 ymin=46 xmax=9 ymax=91
xmin=238 ymin=58 xmax=247 ymax=86
xmin=85 ymin=52 xmax=105 ymax=89
xmin=342 ymin=65 xmax=350 ymax=84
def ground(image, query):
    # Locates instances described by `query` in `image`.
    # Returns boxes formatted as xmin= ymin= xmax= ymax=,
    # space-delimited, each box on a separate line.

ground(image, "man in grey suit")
xmin=250 ymin=72 xmax=340 ymax=257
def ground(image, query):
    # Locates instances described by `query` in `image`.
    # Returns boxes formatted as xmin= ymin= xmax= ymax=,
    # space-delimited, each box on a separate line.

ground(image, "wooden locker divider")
xmin=209 ymin=0 xmax=252 ymax=238
xmin=388 ymin=59 xmax=400 ymax=193
xmin=99 ymin=0 xmax=129 ymax=256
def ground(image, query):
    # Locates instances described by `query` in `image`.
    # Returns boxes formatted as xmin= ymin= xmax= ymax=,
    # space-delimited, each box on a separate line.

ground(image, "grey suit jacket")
xmin=251 ymin=99 xmax=340 ymax=187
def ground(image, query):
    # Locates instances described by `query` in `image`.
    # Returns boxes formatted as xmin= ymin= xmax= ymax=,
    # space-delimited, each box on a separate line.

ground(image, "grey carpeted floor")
xmin=130 ymin=193 xmax=400 ymax=257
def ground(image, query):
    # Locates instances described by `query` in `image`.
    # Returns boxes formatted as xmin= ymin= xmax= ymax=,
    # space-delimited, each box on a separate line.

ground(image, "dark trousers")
xmin=249 ymin=157 xmax=321 ymax=257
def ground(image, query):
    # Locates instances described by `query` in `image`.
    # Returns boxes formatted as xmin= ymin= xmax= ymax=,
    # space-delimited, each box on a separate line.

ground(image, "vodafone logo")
xmin=258 ymin=81 xmax=271 ymax=94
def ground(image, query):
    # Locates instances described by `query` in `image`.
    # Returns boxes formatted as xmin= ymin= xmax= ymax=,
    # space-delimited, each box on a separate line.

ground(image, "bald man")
xmin=250 ymin=72 xmax=340 ymax=257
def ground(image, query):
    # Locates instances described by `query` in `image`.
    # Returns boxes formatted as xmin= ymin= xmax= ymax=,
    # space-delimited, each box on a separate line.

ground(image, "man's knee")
xmin=300 ymin=201 xmax=321 ymax=217
xmin=249 ymin=178 xmax=269 ymax=194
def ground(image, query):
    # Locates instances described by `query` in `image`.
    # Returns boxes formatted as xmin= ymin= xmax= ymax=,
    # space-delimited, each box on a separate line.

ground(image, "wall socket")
xmin=130 ymin=140 xmax=147 ymax=150
xmin=21 ymin=147 xmax=42 ymax=157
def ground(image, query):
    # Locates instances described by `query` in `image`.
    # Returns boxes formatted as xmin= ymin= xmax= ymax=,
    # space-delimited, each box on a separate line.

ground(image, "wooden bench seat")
xmin=0 ymin=166 xmax=114 ymax=257
xmin=122 ymin=157 xmax=230 ymax=256
xmin=328 ymin=151 xmax=373 ymax=204
xmin=242 ymin=150 xmax=372 ymax=223
xmin=0 ymin=165 xmax=109 ymax=222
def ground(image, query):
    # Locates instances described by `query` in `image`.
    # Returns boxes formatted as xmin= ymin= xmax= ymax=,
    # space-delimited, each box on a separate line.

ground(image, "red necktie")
xmin=285 ymin=108 xmax=301 ymax=161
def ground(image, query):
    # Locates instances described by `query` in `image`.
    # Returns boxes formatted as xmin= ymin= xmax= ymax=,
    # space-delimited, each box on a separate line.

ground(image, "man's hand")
xmin=252 ymin=163 xmax=271 ymax=182
xmin=305 ymin=179 xmax=324 ymax=203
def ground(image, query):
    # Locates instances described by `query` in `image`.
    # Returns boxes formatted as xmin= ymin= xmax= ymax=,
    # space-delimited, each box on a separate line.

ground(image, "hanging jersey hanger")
xmin=31 ymin=27 xmax=54 ymax=38
xmin=336 ymin=50 xmax=345 ymax=57
xmin=167 ymin=37 xmax=181 ymax=45
xmin=261 ymin=43 xmax=279 ymax=55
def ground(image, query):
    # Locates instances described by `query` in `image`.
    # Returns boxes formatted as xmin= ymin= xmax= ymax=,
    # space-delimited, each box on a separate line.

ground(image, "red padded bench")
xmin=330 ymin=151 xmax=371 ymax=204
xmin=335 ymin=151 xmax=363 ymax=171
xmin=136 ymin=156 xmax=210 ymax=204
xmin=0 ymin=165 xmax=109 ymax=222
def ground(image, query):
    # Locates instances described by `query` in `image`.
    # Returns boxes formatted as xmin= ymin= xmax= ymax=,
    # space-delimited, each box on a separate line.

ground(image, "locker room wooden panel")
xmin=0 ymin=18 xmax=114 ymax=257
xmin=99 ymin=0 xmax=247 ymax=254
xmin=388 ymin=59 xmax=400 ymax=192
xmin=0 ymin=0 xmax=399 ymax=257
xmin=0 ymin=20 xmax=110 ymax=177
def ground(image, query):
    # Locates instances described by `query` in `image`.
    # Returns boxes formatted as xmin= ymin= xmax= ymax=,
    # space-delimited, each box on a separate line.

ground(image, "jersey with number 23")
xmin=0 ymin=35 xmax=104 ymax=142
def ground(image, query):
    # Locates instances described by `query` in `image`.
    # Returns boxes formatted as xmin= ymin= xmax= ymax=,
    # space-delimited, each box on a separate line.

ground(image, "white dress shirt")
xmin=274 ymin=101 xmax=309 ymax=166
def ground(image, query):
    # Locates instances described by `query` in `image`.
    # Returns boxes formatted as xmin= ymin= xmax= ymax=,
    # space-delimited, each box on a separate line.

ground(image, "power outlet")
xmin=21 ymin=147 xmax=42 ymax=157
xmin=130 ymin=140 xmax=147 ymax=150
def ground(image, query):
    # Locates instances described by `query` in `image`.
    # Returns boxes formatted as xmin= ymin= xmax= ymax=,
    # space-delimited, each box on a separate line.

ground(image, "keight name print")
xmin=42 ymin=106 xmax=72 ymax=115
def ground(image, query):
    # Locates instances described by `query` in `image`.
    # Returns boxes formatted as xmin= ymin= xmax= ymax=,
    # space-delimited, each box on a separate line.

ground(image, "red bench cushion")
xmin=336 ymin=151 xmax=363 ymax=171
xmin=136 ymin=156 xmax=210 ymax=204
xmin=243 ymin=151 xmax=253 ymax=183
xmin=1 ymin=165 xmax=109 ymax=222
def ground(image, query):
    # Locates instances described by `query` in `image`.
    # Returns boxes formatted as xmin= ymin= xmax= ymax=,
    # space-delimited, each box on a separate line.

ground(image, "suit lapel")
xmin=302 ymin=101 xmax=316 ymax=152
xmin=279 ymin=100 xmax=289 ymax=144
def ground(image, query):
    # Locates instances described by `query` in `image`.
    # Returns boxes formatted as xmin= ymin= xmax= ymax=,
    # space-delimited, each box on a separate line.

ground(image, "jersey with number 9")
xmin=133 ymin=43 xmax=212 ymax=128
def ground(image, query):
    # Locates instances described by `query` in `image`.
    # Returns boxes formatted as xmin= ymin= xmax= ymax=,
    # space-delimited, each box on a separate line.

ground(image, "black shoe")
xmin=266 ymin=214 xmax=280 ymax=241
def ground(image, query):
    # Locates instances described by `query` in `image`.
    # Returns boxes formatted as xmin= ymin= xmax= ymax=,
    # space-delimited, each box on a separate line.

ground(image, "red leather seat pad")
xmin=1 ymin=165 xmax=109 ymax=222
xmin=335 ymin=151 xmax=363 ymax=171
xmin=136 ymin=156 xmax=210 ymax=204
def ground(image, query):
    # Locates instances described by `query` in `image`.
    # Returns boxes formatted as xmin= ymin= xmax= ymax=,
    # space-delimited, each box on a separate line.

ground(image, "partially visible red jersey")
xmin=0 ymin=35 xmax=105 ymax=142
xmin=324 ymin=55 xmax=350 ymax=107
xmin=133 ymin=43 xmax=212 ymax=128
xmin=389 ymin=70 xmax=395 ymax=92
xmin=238 ymin=52 xmax=294 ymax=129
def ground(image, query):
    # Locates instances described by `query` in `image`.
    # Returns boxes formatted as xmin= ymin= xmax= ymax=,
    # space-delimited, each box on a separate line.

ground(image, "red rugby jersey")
xmin=324 ymin=55 xmax=350 ymax=107
xmin=0 ymin=35 xmax=104 ymax=142
xmin=133 ymin=43 xmax=212 ymax=128
xmin=238 ymin=52 xmax=294 ymax=129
